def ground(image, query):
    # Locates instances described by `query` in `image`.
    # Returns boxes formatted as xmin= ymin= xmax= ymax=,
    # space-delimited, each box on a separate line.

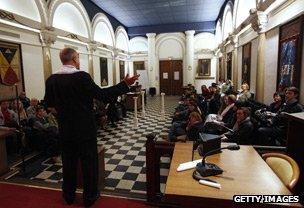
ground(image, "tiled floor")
xmin=5 ymin=96 xmax=179 ymax=198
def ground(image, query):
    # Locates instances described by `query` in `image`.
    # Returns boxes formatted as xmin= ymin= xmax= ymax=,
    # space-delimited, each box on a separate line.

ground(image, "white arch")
xmin=215 ymin=20 xmax=223 ymax=45
xmin=222 ymin=2 xmax=234 ymax=40
xmin=194 ymin=32 xmax=216 ymax=50
xmin=233 ymin=0 xmax=256 ymax=28
xmin=34 ymin=0 xmax=48 ymax=26
xmin=129 ymin=37 xmax=148 ymax=52
xmin=156 ymin=33 xmax=186 ymax=57
xmin=92 ymin=13 xmax=115 ymax=47
xmin=0 ymin=0 xmax=42 ymax=22
xmin=115 ymin=26 xmax=129 ymax=52
xmin=49 ymin=0 xmax=92 ymax=39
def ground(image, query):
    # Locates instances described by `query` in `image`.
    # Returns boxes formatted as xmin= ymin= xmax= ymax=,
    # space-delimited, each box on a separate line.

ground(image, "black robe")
xmin=44 ymin=71 xmax=129 ymax=142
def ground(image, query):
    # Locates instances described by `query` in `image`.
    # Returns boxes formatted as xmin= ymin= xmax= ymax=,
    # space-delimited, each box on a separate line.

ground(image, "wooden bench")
xmin=145 ymin=133 xmax=175 ymax=204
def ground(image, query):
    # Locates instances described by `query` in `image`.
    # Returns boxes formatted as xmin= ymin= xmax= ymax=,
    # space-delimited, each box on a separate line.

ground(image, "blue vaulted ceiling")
xmin=88 ymin=0 xmax=226 ymax=37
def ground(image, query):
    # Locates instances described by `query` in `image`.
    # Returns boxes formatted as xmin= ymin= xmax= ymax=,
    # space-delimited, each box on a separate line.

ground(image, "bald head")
xmin=59 ymin=48 xmax=80 ymax=68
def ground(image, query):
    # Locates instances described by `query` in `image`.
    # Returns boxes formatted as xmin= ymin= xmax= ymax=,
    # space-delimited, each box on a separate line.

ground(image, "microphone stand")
xmin=195 ymin=145 xmax=240 ymax=177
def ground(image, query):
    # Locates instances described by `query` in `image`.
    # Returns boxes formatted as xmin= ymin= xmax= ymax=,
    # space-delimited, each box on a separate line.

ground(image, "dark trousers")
xmin=61 ymin=139 xmax=98 ymax=200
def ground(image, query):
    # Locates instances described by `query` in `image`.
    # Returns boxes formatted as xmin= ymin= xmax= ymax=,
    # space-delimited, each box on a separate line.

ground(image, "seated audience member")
xmin=258 ymin=87 xmax=303 ymax=145
xmin=33 ymin=106 xmax=60 ymax=162
xmin=221 ymin=80 xmax=232 ymax=96
xmin=208 ymin=87 xmax=221 ymax=114
xmin=186 ymin=112 xmax=204 ymax=141
xmin=169 ymin=102 xmax=201 ymax=141
xmin=26 ymin=98 xmax=39 ymax=118
xmin=268 ymin=92 xmax=284 ymax=113
xmin=107 ymin=97 xmax=119 ymax=128
xmin=93 ymin=99 xmax=107 ymax=130
xmin=201 ymin=85 xmax=211 ymax=99
xmin=0 ymin=101 xmax=18 ymax=127
xmin=205 ymin=94 xmax=236 ymax=125
xmin=11 ymin=100 xmax=28 ymax=125
xmin=117 ymin=95 xmax=127 ymax=118
xmin=222 ymin=107 xmax=254 ymax=145
xmin=173 ymin=100 xmax=200 ymax=122
xmin=237 ymin=83 xmax=251 ymax=102
xmin=19 ymin=91 xmax=31 ymax=109
xmin=0 ymin=101 xmax=21 ymax=154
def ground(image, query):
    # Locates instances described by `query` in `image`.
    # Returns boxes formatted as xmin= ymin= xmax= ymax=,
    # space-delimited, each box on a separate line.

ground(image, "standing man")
xmin=44 ymin=48 xmax=139 ymax=207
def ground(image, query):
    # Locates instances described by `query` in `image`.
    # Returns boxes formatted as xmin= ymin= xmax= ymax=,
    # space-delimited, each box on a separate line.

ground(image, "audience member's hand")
xmin=123 ymin=74 xmax=140 ymax=86
xmin=221 ymin=135 xmax=228 ymax=141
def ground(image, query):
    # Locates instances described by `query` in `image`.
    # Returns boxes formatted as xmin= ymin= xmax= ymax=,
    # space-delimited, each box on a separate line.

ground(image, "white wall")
xmin=0 ymin=23 xmax=44 ymax=99
xmin=52 ymin=2 xmax=89 ymax=38
xmin=0 ymin=0 xmax=41 ymax=22
xmin=264 ymin=27 xmax=279 ymax=104
xmin=158 ymin=39 xmax=183 ymax=59
xmin=237 ymin=46 xmax=242 ymax=88
xmin=21 ymin=44 xmax=44 ymax=99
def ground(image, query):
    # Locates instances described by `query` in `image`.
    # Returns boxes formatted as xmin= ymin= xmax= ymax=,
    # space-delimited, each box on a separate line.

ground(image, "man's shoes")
xmin=63 ymin=194 xmax=75 ymax=205
xmin=83 ymin=193 xmax=100 ymax=207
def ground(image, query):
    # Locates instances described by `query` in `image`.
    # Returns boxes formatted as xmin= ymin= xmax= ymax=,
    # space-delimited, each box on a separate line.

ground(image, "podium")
xmin=125 ymin=92 xmax=142 ymax=110
xmin=0 ymin=130 xmax=13 ymax=176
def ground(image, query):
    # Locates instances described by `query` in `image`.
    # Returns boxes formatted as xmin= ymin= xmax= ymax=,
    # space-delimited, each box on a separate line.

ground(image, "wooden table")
xmin=164 ymin=142 xmax=302 ymax=208
xmin=0 ymin=129 xmax=13 ymax=176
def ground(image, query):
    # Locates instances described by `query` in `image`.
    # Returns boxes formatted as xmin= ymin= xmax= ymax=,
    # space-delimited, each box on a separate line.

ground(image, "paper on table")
xmin=177 ymin=159 xmax=202 ymax=171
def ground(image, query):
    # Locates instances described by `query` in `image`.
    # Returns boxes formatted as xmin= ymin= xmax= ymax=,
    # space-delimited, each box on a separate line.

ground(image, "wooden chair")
xmin=262 ymin=153 xmax=300 ymax=191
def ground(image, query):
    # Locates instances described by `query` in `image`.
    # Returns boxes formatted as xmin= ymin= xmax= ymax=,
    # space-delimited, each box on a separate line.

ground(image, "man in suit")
xmin=44 ymin=48 xmax=139 ymax=207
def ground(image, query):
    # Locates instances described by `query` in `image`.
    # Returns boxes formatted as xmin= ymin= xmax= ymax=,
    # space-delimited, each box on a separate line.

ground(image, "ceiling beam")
xmin=128 ymin=21 xmax=216 ymax=37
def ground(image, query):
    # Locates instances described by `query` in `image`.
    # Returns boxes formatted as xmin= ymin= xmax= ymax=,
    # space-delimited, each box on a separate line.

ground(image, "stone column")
xmin=112 ymin=50 xmax=118 ymax=85
xmin=40 ymin=28 xmax=56 ymax=81
xmin=146 ymin=33 xmax=156 ymax=89
xmin=87 ymin=42 xmax=98 ymax=78
xmin=250 ymin=10 xmax=268 ymax=102
xmin=185 ymin=30 xmax=195 ymax=84
xmin=256 ymin=33 xmax=266 ymax=102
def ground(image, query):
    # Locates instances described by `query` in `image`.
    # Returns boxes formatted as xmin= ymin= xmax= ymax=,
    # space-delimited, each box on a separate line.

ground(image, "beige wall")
xmin=21 ymin=44 xmax=45 ymax=99
xmin=264 ymin=27 xmax=280 ymax=105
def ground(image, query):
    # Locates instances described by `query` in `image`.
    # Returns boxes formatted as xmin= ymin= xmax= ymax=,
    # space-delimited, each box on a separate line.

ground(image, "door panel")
xmin=159 ymin=60 xmax=172 ymax=95
xmin=172 ymin=60 xmax=183 ymax=95
xmin=159 ymin=60 xmax=183 ymax=95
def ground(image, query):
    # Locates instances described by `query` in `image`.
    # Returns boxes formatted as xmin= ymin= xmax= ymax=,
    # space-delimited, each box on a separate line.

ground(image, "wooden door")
xmin=159 ymin=60 xmax=172 ymax=95
xmin=171 ymin=60 xmax=183 ymax=95
xmin=159 ymin=60 xmax=183 ymax=95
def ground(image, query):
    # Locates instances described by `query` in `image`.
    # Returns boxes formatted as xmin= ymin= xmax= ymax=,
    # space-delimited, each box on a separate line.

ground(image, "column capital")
xmin=185 ymin=30 xmax=195 ymax=36
xmin=249 ymin=8 xmax=268 ymax=33
xmin=146 ymin=33 xmax=156 ymax=38
xmin=40 ymin=27 xmax=57 ymax=46
xmin=228 ymin=33 xmax=238 ymax=47
xmin=87 ymin=41 xmax=98 ymax=53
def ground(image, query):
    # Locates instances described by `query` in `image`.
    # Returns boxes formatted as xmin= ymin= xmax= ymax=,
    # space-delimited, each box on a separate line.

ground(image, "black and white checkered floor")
xmin=6 ymin=96 xmax=178 ymax=198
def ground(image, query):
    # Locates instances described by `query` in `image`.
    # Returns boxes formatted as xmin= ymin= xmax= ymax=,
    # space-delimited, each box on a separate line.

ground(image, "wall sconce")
xmin=150 ymin=67 xmax=153 ymax=71
xmin=188 ymin=66 xmax=192 ymax=71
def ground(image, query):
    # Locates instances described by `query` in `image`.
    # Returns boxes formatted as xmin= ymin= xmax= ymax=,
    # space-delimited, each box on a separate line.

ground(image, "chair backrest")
xmin=262 ymin=153 xmax=300 ymax=191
